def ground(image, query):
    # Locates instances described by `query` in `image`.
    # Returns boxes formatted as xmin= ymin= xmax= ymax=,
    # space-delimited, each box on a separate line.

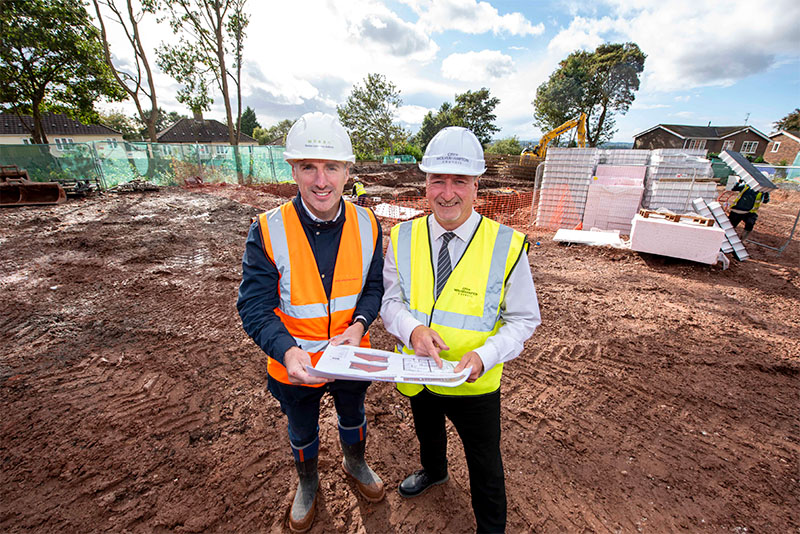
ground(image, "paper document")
xmin=306 ymin=344 xmax=470 ymax=387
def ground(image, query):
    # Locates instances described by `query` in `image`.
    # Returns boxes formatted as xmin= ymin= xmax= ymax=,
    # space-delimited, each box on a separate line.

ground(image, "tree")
xmin=0 ymin=0 xmax=126 ymax=143
xmin=240 ymin=106 xmax=259 ymax=137
xmin=337 ymin=73 xmax=408 ymax=160
xmin=452 ymin=88 xmax=500 ymax=145
xmin=485 ymin=137 xmax=522 ymax=155
xmin=99 ymin=109 xmax=141 ymax=140
xmin=533 ymin=42 xmax=645 ymax=146
xmin=415 ymin=102 xmax=459 ymax=151
xmin=774 ymin=108 xmax=800 ymax=132
xmin=158 ymin=0 xmax=249 ymax=146
xmin=252 ymin=119 xmax=293 ymax=145
xmin=92 ymin=0 xmax=161 ymax=142
xmin=414 ymin=89 xmax=500 ymax=150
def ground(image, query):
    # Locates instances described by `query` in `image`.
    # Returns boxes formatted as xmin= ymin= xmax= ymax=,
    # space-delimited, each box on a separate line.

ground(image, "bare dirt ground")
xmin=1 ymin=177 xmax=798 ymax=533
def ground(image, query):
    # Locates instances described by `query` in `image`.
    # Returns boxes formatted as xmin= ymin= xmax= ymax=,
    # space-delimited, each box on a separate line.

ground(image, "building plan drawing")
xmin=306 ymin=344 xmax=471 ymax=387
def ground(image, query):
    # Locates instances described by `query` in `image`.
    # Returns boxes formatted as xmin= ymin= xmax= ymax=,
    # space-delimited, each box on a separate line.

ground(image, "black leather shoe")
xmin=398 ymin=469 xmax=449 ymax=498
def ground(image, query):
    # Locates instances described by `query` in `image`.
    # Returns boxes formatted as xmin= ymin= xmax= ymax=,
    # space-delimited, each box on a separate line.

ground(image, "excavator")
xmin=520 ymin=112 xmax=587 ymax=164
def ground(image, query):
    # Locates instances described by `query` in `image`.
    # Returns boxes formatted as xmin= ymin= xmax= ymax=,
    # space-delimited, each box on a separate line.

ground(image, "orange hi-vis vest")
xmin=258 ymin=200 xmax=378 ymax=387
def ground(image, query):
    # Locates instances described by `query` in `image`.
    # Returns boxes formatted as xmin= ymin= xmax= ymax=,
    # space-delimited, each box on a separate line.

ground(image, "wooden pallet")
xmin=638 ymin=208 xmax=714 ymax=227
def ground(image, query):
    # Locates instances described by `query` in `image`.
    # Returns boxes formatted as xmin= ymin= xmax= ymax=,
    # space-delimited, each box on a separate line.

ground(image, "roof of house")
xmin=0 ymin=112 xmax=121 ymax=136
xmin=157 ymin=118 xmax=257 ymax=144
xmin=633 ymin=124 xmax=770 ymax=141
xmin=770 ymin=130 xmax=800 ymax=143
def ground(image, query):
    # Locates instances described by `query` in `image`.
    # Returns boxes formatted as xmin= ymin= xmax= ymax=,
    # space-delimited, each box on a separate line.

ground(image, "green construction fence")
xmin=0 ymin=141 xmax=294 ymax=189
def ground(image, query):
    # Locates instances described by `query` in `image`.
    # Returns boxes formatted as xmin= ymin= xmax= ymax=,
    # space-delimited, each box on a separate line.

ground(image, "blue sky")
xmin=98 ymin=0 xmax=800 ymax=143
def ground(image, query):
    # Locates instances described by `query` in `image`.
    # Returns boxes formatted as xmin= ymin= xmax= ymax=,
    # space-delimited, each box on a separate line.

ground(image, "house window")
xmin=198 ymin=145 xmax=210 ymax=155
xmin=105 ymin=138 xmax=118 ymax=148
xmin=21 ymin=138 xmax=34 ymax=145
xmin=771 ymin=141 xmax=781 ymax=153
xmin=741 ymin=141 xmax=758 ymax=154
xmin=722 ymin=140 xmax=734 ymax=151
xmin=684 ymin=138 xmax=706 ymax=150
xmin=215 ymin=145 xmax=228 ymax=155
xmin=53 ymin=138 xmax=74 ymax=151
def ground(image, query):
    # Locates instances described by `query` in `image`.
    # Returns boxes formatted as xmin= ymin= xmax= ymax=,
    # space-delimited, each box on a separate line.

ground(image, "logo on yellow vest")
xmin=453 ymin=286 xmax=478 ymax=298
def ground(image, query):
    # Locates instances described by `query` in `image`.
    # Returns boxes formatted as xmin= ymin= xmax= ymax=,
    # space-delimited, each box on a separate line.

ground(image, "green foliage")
xmin=453 ymin=88 xmax=500 ymax=145
xmin=753 ymin=155 xmax=765 ymax=163
xmin=0 ymin=0 xmax=126 ymax=143
xmin=389 ymin=141 xmax=423 ymax=161
xmin=156 ymin=42 xmax=214 ymax=114
xmin=99 ymin=109 xmax=141 ymax=140
xmin=337 ymin=73 xmax=409 ymax=160
xmin=533 ymin=42 xmax=645 ymax=146
xmin=252 ymin=119 xmax=294 ymax=145
xmin=485 ymin=137 xmax=523 ymax=155
xmin=414 ymin=89 xmax=500 ymax=150
xmin=774 ymin=108 xmax=800 ymax=132
xmin=415 ymin=102 xmax=460 ymax=150
xmin=240 ymin=106 xmax=260 ymax=137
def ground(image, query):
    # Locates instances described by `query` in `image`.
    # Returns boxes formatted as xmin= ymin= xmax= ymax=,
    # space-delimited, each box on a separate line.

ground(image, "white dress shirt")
xmin=381 ymin=210 xmax=541 ymax=375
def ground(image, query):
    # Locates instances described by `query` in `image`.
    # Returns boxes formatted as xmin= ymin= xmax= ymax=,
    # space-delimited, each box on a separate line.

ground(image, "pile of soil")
xmin=1 ymin=183 xmax=797 ymax=533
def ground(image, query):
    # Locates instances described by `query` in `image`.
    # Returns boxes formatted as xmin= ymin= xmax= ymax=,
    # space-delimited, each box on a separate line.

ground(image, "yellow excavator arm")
xmin=521 ymin=113 xmax=587 ymax=164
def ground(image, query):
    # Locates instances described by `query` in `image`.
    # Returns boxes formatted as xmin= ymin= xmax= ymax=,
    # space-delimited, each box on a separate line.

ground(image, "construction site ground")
xmin=1 ymin=167 xmax=798 ymax=533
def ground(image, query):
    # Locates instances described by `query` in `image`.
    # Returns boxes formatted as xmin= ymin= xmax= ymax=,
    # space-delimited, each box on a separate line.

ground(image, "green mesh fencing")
xmin=0 ymin=141 xmax=293 ymax=188
xmin=382 ymin=154 xmax=417 ymax=164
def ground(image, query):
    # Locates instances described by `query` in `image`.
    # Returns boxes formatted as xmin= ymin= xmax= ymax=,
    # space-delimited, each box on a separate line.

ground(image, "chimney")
xmin=193 ymin=109 xmax=203 ymax=121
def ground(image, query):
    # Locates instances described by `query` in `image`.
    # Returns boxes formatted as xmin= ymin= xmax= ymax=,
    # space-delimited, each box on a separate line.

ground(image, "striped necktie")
xmin=435 ymin=232 xmax=456 ymax=298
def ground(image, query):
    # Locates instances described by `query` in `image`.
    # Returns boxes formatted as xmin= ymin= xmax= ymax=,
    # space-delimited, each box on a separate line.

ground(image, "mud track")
xmin=1 ymin=185 xmax=798 ymax=533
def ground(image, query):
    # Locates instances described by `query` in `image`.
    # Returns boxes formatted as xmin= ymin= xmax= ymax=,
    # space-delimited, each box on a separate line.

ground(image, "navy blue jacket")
xmin=237 ymin=194 xmax=384 ymax=366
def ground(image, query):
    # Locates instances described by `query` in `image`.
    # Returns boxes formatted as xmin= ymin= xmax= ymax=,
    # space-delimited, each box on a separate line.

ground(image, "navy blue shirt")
xmin=237 ymin=194 xmax=384 ymax=366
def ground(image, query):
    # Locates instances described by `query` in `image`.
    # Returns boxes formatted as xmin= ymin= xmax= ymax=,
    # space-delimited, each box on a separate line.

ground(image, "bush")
xmin=389 ymin=141 xmax=423 ymax=162
xmin=485 ymin=136 xmax=522 ymax=155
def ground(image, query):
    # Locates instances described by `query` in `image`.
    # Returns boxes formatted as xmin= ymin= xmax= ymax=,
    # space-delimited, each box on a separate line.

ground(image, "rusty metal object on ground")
xmin=0 ymin=165 xmax=66 ymax=207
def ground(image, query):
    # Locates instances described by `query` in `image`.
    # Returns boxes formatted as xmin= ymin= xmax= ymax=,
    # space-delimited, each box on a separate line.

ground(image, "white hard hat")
xmin=419 ymin=126 xmax=486 ymax=176
xmin=283 ymin=112 xmax=355 ymax=163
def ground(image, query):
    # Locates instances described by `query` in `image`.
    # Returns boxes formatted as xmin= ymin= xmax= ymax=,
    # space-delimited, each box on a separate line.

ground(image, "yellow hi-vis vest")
xmin=354 ymin=182 xmax=366 ymax=197
xmin=391 ymin=215 xmax=528 ymax=397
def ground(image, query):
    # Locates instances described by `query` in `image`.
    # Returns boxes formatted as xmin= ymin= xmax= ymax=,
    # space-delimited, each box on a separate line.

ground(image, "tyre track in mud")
xmin=2 ymin=187 xmax=798 ymax=533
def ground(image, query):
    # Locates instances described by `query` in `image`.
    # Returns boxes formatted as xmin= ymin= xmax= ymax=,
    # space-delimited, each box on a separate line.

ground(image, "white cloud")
xmin=403 ymin=0 xmax=544 ymax=36
xmin=396 ymin=105 xmax=434 ymax=125
xmin=631 ymin=102 xmax=669 ymax=110
xmin=441 ymin=50 xmax=514 ymax=81
xmin=674 ymin=96 xmax=690 ymax=103
xmin=348 ymin=6 xmax=438 ymax=62
xmin=551 ymin=0 xmax=800 ymax=92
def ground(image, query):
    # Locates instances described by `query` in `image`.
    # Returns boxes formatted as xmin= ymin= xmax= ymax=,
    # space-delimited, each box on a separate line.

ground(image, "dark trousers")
xmin=269 ymin=376 xmax=369 ymax=449
xmin=410 ymin=388 xmax=506 ymax=534
xmin=729 ymin=210 xmax=758 ymax=231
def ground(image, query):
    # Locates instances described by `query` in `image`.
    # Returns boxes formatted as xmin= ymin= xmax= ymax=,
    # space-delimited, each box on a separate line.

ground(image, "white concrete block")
xmin=630 ymin=214 xmax=727 ymax=264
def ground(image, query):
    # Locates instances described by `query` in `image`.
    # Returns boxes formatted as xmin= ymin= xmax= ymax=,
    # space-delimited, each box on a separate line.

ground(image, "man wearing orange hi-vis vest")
xmin=381 ymin=127 xmax=541 ymax=534
xmin=237 ymin=113 xmax=385 ymax=532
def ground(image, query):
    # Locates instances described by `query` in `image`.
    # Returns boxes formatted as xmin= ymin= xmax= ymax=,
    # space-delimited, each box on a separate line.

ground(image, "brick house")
xmin=633 ymin=124 xmax=770 ymax=159
xmin=763 ymin=130 xmax=800 ymax=165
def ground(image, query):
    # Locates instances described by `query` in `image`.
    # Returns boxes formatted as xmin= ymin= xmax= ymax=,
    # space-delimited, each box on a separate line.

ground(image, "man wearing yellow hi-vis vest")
xmin=381 ymin=126 xmax=541 ymax=533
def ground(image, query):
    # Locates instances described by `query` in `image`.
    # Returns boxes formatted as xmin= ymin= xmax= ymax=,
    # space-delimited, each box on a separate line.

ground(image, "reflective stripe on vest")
xmin=354 ymin=182 xmax=366 ymax=196
xmin=391 ymin=215 xmax=527 ymax=397
xmin=259 ymin=200 xmax=378 ymax=386
xmin=733 ymin=185 xmax=764 ymax=214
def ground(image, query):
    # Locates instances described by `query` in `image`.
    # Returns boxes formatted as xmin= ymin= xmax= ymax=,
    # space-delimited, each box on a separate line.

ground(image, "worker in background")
xmin=352 ymin=176 xmax=367 ymax=206
xmin=381 ymin=126 xmax=541 ymax=533
xmin=237 ymin=112 xmax=385 ymax=533
xmin=730 ymin=177 xmax=770 ymax=241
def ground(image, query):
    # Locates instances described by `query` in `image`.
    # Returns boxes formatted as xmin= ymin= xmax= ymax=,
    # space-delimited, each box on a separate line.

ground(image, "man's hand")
xmin=329 ymin=322 xmax=365 ymax=347
xmin=410 ymin=325 xmax=449 ymax=368
xmin=284 ymin=346 xmax=332 ymax=385
xmin=454 ymin=351 xmax=483 ymax=383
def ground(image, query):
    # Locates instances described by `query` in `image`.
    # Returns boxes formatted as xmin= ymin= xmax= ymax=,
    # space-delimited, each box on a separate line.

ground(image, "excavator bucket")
xmin=0 ymin=165 xmax=66 ymax=207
